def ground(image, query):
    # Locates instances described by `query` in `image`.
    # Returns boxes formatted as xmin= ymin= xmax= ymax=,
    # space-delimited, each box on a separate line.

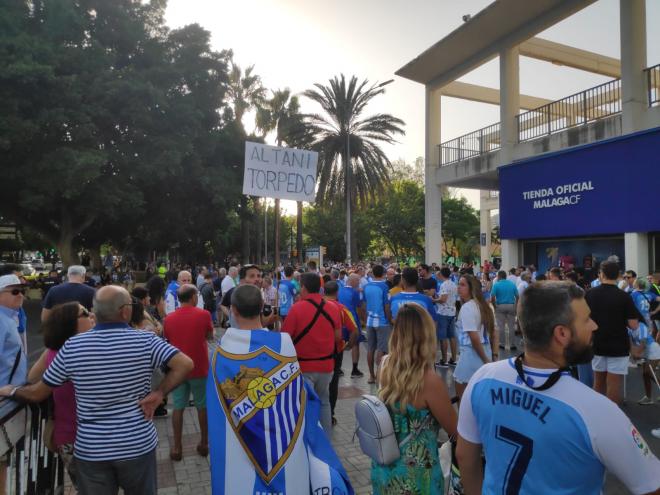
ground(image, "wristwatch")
xmin=9 ymin=386 xmax=20 ymax=398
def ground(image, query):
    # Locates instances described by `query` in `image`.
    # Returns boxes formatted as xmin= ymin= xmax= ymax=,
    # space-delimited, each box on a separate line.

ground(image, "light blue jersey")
xmin=389 ymin=291 xmax=437 ymax=321
xmin=277 ymin=280 xmax=297 ymax=317
xmin=458 ymin=359 xmax=660 ymax=495
xmin=363 ymin=280 xmax=390 ymax=327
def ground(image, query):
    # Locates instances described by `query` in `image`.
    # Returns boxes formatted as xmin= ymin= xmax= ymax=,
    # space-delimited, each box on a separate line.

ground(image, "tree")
xmin=441 ymin=196 xmax=480 ymax=262
xmin=366 ymin=179 xmax=424 ymax=258
xmin=255 ymin=88 xmax=305 ymax=266
xmin=303 ymin=75 xmax=404 ymax=261
xmin=225 ymin=57 xmax=267 ymax=263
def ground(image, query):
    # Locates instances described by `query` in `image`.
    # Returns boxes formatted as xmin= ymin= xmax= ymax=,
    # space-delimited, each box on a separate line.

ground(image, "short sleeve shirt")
xmin=458 ymin=359 xmax=660 ymax=495
xmin=163 ymin=306 xmax=213 ymax=378
xmin=585 ymin=284 xmax=639 ymax=357
xmin=491 ymin=280 xmax=519 ymax=305
xmin=277 ymin=280 xmax=297 ymax=316
xmin=42 ymin=282 xmax=96 ymax=310
xmin=42 ymin=324 xmax=178 ymax=461
xmin=437 ymin=279 xmax=457 ymax=316
xmin=364 ymin=281 xmax=390 ymax=327
xmin=456 ymin=299 xmax=488 ymax=347
xmin=389 ymin=292 xmax=437 ymax=321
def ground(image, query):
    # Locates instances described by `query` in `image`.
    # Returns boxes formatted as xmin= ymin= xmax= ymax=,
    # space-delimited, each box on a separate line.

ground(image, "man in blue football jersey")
xmin=457 ymin=282 xmax=660 ymax=495
xmin=390 ymin=268 xmax=437 ymax=321
xmin=363 ymin=265 xmax=391 ymax=384
xmin=338 ymin=273 xmax=364 ymax=377
xmin=277 ymin=266 xmax=298 ymax=323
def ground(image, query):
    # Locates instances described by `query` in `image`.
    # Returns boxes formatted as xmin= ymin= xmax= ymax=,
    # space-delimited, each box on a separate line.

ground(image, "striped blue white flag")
xmin=208 ymin=328 xmax=354 ymax=495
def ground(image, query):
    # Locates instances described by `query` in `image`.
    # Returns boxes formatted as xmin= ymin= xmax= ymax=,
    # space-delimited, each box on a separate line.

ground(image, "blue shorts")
xmin=436 ymin=315 xmax=456 ymax=340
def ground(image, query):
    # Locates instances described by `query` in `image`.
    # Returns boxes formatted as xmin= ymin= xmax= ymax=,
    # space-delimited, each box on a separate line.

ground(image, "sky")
xmin=164 ymin=0 xmax=659 ymax=212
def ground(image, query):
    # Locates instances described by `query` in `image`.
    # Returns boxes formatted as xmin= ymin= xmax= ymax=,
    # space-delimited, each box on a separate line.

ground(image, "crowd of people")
xmin=0 ymin=256 xmax=659 ymax=494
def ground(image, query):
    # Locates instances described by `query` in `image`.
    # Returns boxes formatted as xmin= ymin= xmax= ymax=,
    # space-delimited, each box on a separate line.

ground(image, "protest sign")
xmin=243 ymin=142 xmax=318 ymax=203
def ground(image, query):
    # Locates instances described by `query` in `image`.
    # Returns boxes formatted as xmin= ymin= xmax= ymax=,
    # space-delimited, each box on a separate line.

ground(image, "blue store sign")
xmin=499 ymin=127 xmax=660 ymax=240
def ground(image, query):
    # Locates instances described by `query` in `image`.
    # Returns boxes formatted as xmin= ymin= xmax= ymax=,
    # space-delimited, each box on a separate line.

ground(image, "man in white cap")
xmin=0 ymin=274 xmax=28 ymax=413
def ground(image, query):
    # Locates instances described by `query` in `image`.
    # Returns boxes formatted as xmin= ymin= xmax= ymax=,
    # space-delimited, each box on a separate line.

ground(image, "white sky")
xmin=165 ymin=0 xmax=659 ymax=213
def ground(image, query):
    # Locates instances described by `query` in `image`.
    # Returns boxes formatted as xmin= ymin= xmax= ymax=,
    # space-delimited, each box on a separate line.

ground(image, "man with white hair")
xmin=41 ymin=265 xmax=95 ymax=322
xmin=165 ymin=270 xmax=204 ymax=315
xmin=221 ymin=266 xmax=238 ymax=297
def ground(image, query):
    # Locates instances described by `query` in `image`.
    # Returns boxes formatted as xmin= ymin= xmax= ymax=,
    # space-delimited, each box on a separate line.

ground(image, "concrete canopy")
xmin=396 ymin=0 xmax=598 ymax=88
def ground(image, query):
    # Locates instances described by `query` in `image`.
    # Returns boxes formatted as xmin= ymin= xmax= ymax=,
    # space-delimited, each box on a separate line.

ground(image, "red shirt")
xmin=282 ymin=293 xmax=340 ymax=373
xmin=163 ymin=306 xmax=213 ymax=378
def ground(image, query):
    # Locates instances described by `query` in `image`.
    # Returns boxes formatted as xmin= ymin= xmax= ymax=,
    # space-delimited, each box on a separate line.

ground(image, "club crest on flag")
xmin=212 ymin=345 xmax=306 ymax=484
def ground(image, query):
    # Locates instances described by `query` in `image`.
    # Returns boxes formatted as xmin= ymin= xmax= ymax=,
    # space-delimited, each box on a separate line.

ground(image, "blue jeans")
xmin=436 ymin=315 xmax=456 ymax=340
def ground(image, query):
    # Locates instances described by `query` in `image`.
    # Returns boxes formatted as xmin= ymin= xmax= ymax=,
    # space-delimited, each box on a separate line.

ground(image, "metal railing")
xmin=439 ymin=122 xmax=501 ymax=166
xmin=1 ymin=402 xmax=64 ymax=494
xmin=646 ymin=63 xmax=660 ymax=106
xmin=517 ymin=78 xmax=621 ymax=142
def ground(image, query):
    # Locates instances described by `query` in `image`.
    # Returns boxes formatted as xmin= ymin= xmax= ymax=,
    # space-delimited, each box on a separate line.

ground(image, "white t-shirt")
xmin=458 ymin=359 xmax=660 ymax=495
xmin=437 ymin=279 xmax=457 ymax=317
xmin=456 ymin=299 xmax=488 ymax=347
xmin=221 ymin=275 xmax=236 ymax=296
xmin=507 ymin=274 xmax=519 ymax=285
xmin=517 ymin=280 xmax=529 ymax=296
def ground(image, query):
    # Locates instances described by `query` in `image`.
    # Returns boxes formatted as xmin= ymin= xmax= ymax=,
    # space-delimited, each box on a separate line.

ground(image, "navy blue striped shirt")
xmin=42 ymin=323 xmax=179 ymax=461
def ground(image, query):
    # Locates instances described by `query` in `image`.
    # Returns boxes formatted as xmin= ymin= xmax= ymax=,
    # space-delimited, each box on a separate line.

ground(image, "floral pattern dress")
xmin=371 ymin=404 xmax=442 ymax=495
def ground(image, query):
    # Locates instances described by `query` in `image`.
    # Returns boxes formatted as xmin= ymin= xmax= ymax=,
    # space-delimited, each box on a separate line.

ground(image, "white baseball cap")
xmin=0 ymin=274 xmax=26 ymax=290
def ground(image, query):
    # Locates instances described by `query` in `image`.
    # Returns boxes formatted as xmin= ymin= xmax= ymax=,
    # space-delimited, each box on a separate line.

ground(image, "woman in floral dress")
xmin=371 ymin=304 xmax=458 ymax=494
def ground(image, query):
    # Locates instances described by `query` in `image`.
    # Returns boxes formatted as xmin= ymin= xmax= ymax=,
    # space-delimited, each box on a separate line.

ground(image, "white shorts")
xmin=592 ymin=355 xmax=629 ymax=375
xmin=645 ymin=341 xmax=660 ymax=361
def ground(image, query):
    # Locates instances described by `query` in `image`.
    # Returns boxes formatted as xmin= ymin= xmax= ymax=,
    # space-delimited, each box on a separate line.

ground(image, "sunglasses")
xmin=3 ymin=288 xmax=26 ymax=296
xmin=78 ymin=307 xmax=90 ymax=318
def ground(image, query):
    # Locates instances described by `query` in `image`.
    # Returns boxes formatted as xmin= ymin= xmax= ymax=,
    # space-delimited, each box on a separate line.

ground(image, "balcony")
xmin=647 ymin=63 xmax=660 ymax=107
xmin=438 ymin=65 xmax=659 ymax=166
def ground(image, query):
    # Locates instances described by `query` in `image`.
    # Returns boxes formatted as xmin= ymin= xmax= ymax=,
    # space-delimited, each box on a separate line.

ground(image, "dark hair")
xmin=565 ymin=271 xmax=578 ymax=283
xmin=372 ymin=265 xmax=385 ymax=278
xmin=549 ymin=267 xmax=563 ymax=279
xmin=239 ymin=264 xmax=260 ymax=280
xmin=392 ymin=274 xmax=401 ymax=287
xmin=440 ymin=267 xmax=451 ymax=278
xmin=145 ymin=275 xmax=165 ymax=304
xmin=231 ymin=284 xmax=263 ymax=318
xmin=42 ymin=302 xmax=81 ymax=350
xmin=129 ymin=297 xmax=145 ymax=327
xmin=518 ymin=282 xmax=585 ymax=352
xmin=509 ymin=267 xmax=517 ymax=275
xmin=324 ymin=280 xmax=339 ymax=296
xmin=418 ymin=264 xmax=429 ymax=273
xmin=177 ymin=284 xmax=198 ymax=303
xmin=625 ymin=270 xmax=637 ymax=278
xmin=301 ymin=272 xmax=321 ymax=294
xmin=535 ymin=274 xmax=547 ymax=281
xmin=131 ymin=286 xmax=149 ymax=301
xmin=401 ymin=267 xmax=419 ymax=288
xmin=307 ymin=260 xmax=317 ymax=270
xmin=599 ymin=260 xmax=619 ymax=281
xmin=284 ymin=266 xmax=294 ymax=277
xmin=497 ymin=270 xmax=507 ymax=280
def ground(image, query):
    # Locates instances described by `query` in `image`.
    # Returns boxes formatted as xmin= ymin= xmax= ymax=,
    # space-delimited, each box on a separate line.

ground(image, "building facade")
xmin=397 ymin=0 xmax=660 ymax=277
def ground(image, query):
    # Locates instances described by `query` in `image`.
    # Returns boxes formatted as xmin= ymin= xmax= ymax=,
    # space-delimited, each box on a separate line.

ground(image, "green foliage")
xmin=441 ymin=196 xmax=480 ymax=260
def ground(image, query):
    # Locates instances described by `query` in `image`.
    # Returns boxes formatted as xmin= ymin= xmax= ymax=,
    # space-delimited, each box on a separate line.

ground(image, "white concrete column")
xmin=501 ymin=239 xmax=520 ymax=271
xmin=425 ymin=86 xmax=443 ymax=264
xmin=625 ymin=233 xmax=649 ymax=276
xmin=499 ymin=46 xmax=520 ymax=164
xmin=479 ymin=191 xmax=492 ymax=265
xmin=620 ymin=0 xmax=647 ymax=134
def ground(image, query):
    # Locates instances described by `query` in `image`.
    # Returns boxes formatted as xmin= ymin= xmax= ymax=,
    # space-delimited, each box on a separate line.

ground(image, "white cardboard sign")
xmin=242 ymin=141 xmax=318 ymax=203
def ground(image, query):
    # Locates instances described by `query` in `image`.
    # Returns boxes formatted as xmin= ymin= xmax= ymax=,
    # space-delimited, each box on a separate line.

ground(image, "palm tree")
xmin=255 ymin=89 xmax=306 ymax=265
xmin=303 ymin=75 xmax=404 ymax=261
xmin=225 ymin=58 xmax=267 ymax=262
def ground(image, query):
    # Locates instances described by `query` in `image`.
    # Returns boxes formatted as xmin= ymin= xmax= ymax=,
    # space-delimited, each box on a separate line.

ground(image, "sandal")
xmin=197 ymin=444 xmax=209 ymax=457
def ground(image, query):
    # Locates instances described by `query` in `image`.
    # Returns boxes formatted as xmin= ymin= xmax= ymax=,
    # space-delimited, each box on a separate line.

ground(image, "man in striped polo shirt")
xmin=0 ymin=285 xmax=194 ymax=495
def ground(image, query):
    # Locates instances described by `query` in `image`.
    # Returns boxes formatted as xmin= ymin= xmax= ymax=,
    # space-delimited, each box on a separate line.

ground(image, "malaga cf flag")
xmin=208 ymin=328 xmax=354 ymax=494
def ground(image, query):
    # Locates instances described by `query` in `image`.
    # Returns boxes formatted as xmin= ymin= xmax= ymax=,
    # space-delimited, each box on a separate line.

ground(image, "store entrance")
xmin=523 ymin=236 xmax=625 ymax=282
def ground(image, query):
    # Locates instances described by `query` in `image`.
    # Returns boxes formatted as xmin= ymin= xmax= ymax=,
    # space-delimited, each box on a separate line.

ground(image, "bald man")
xmin=165 ymin=270 xmax=204 ymax=315
xmin=0 ymin=285 xmax=193 ymax=495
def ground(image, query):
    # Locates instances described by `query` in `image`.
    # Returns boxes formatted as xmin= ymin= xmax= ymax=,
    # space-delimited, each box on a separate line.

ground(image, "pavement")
xmin=18 ymin=299 xmax=657 ymax=495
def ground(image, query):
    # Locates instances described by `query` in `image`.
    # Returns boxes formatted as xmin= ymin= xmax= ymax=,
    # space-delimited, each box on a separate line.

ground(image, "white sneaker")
xmin=638 ymin=396 xmax=654 ymax=405
xmin=652 ymin=428 xmax=660 ymax=439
